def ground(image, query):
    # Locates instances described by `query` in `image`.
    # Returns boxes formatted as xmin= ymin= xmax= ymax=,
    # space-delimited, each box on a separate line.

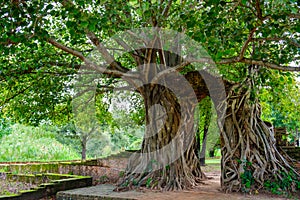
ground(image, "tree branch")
xmin=47 ymin=38 xmax=138 ymax=79
xmin=86 ymin=31 xmax=128 ymax=73
xmin=1 ymin=76 xmax=45 ymax=107
xmin=114 ymin=36 xmax=144 ymax=66
xmin=289 ymin=14 xmax=300 ymax=19
xmin=238 ymin=27 xmax=257 ymax=61
xmin=241 ymin=58 xmax=300 ymax=71
xmin=255 ymin=0 xmax=263 ymax=21
xmin=218 ymin=57 xmax=300 ymax=71
xmin=0 ymin=39 xmax=20 ymax=46
xmin=48 ymin=38 xmax=85 ymax=61
xmin=162 ymin=0 xmax=173 ymax=18
xmin=251 ymin=37 xmax=300 ymax=48
xmin=151 ymin=61 xmax=190 ymax=84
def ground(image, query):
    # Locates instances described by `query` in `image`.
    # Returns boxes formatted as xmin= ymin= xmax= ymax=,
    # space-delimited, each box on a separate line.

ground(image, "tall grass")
xmin=0 ymin=124 xmax=80 ymax=162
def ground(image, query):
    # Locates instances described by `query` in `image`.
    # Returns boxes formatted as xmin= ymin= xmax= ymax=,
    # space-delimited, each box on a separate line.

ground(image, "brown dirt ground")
xmin=91 ymin=160 xmax=300 ymax=200
xmin=126 ymin=166 xmax=299 ymax=200
xmin=56 ymin=169 xmax=299 ymax=200
xmin=134 ymin=171 xmax=298 ymax=200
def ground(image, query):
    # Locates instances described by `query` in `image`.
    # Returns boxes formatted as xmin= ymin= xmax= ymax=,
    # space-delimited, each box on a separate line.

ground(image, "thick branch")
xmin=151 ymin=61 xmax=190 ymax=84
xmin=47 ymin=38 xmax=138 ymax=79
xmin=0 ymin=39 xmax=20 ymax=46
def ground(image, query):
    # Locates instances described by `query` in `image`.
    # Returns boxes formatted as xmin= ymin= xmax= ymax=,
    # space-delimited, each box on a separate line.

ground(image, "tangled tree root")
xmin=220 ymin=80 xmax=300 ymax=193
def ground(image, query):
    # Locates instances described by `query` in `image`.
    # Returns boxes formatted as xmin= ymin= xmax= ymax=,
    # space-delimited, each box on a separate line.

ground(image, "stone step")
xmin=56 ymin=184 xmax=141 ymax=200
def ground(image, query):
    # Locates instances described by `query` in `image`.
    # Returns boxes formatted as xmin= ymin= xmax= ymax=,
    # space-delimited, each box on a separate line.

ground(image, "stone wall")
xmin=0 ymin=151 xmax=131 ymax=185
xmin=0 ymin=163 xmax=59 ymax=174
xmin=0 ymin=173 xmax=92 ymax=200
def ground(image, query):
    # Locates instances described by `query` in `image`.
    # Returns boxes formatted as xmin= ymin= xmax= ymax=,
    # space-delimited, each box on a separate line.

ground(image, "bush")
xmin=0 ymin=124 xmax=80 ymax=162
xmin=264 ymin=171 xmax=300 ymax=196
xmin=0 ymin=118 xmax=12 ymax=139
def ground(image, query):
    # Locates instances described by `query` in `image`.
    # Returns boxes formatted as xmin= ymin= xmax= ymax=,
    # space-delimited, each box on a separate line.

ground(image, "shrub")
xmin=0 ymin=124 xmax=80 ymax=162
xmin=264 ymin=170 xmax=300 ymax=196
xmin=0 ymin=118 xmax=12 ymax=139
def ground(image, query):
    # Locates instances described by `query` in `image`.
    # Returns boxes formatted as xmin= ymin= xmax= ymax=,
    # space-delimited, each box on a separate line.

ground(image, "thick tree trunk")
xmin=117 ymin=84 xmax=206 ymax=191
xmin=219 ymin=80 xmax=299 ymax=193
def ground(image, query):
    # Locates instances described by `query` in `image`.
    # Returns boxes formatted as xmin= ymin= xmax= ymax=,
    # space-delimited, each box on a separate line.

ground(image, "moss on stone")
xmin=0 ymin=193 xmax=20 ymax=198
xmin=19 ymin=189 xmax=37 ymax=193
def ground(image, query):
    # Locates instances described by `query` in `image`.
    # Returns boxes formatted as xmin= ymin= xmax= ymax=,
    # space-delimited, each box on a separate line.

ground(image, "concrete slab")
xmin=56 ymin=177 xmax=293 ymax=200
xmin=56 ymin=184 xmax=144 ymax=200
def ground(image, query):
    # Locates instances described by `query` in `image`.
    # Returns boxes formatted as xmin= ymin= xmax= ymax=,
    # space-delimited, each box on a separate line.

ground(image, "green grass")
xmin=0 ymin=124 xmax=80 ymax=162
xmin=205 ymin=158 xmax=221 ymax=164
xmin=201 ymin=158 xmax=221 ymax=173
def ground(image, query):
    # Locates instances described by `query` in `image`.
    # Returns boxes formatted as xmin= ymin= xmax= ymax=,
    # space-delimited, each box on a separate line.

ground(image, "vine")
xmin=264 ymin=171 xmax=300 ymax=197
xmin=239 ymin=159 xmax=254 ymax=193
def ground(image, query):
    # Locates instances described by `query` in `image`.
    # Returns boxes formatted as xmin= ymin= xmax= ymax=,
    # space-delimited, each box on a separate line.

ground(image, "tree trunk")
xmin=198 ymin=97 xmax=212 ymax=166
xmin=296 ymin=127 xmax=299 ymax=147
xmin=195 ymin=127 xmax=201 ymax=160
xmin=81 ymin=135 xmax=87 ymax=161
xmin=199 ymin=126 xmax=208 ymax=166
xmin=219 ymin=79 xmax=299 ymax=193
xmin=117 ymin=84 xmax=206 ymax=191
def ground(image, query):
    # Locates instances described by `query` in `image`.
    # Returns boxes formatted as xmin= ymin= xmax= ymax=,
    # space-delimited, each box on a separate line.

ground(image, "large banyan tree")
xmin=1 ymin=0 xmax=300 ymax=193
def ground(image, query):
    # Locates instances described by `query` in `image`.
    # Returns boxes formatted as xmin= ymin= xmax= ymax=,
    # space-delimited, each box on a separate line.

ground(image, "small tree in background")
xmin=196 ymin=97 xmax=212 ymax=166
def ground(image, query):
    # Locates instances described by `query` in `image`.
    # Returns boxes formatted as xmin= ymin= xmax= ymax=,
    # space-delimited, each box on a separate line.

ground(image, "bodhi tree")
xmin=1 ymin=0 xmax=300 ymax=193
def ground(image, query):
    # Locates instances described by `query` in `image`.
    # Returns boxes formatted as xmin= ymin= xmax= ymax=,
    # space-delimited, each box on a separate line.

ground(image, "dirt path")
xmin=95 ymin=154 xmax=299 ymax=200
xmin=57 ymin=170 xmax=296 ymax=200
xmin=134 ymin=171 xmax=294 ymax=200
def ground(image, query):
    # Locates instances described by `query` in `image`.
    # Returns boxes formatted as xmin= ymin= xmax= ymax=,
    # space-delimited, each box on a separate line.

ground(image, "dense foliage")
xmin=1 ymin=1 xmax=299 ymax=123
xmin=0 ymin=124 xmax=80 ymax=161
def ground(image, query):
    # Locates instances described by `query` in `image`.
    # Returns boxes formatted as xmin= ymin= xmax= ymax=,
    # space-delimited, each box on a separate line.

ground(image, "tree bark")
xmin=195 ymin=127 xmax=201 ymax=160
xmin=117 ymin=83 xmax=206 ymax=191
xmin=219 ymin=79 xmax=299 ymax=192
xmin=186 ymin=71 xmax=299 ymax=192
xmin=81 ymin=135 xmax=87 ymax=161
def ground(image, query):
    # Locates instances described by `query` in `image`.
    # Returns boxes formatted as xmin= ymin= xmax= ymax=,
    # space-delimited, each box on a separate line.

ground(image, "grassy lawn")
xmin=205 ymin=158 xmax=221 ymax=164
xmin=202 ymin=158 xmax=221 ymax=173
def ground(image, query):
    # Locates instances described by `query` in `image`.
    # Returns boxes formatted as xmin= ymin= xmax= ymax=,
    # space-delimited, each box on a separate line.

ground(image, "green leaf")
xmin=81 ymin=21 xmax=89 ymax=28
xmin=279 ymin=76 xmax=284 ymax=82
xmin=46 ymin=4 xmax=53 ymax=10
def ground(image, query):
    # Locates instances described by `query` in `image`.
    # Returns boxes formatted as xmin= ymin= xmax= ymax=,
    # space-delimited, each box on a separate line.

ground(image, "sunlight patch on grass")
xmin=205 ymin=158 xmax=221 ymax=164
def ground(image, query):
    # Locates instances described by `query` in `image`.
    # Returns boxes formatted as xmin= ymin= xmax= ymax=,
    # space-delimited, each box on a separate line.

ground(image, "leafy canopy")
xmin=0 ymin=0 xmax=299 ymax=124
